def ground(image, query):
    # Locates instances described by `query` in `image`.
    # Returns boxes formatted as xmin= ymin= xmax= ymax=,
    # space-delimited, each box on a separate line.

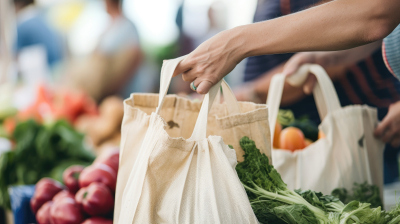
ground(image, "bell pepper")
xmin=50 ymin=197 xmax=84 ymax=224
xmin=36 ymin=201 xmax=53 ymax=224
xmin=81 ymin=217 xmax=113 ymax=224
xmin=75 ymin=182 xmax=114 ymax=216
xmin=53 ymin=190 xmax=75 ymax=202
xmin=94 ymin=148 xmax=119 ymax=172
xmin=79 ymin=164 xmax=117 ymax=191
xmin=63 ymin=165 xmax=85 ymax=193
xmin=31 ymin=178 xmax=64 ymax=213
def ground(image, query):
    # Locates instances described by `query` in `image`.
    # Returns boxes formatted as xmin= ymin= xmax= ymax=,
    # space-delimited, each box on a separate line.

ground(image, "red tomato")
xmin=63 ymin=165 xmax=85 ymax=193
xmin=81 ymin=217 xmax=113 ymax=224
xmin=36 ymin=201 xmax=53 ymax=224
xmin=94 ymin=148 xmax=119 ymax=173
xmin=50 ymin=198 xmax=84 ymax=224
xmin=75 ymin=182 xmax=114 ymax=216
xmin=79 ymin=164 xmax=117 ymax=192
xmin=53 ymin=190 xmax=75 ymax=202
xmin=31 ymin=178 xmax=64 ymax=214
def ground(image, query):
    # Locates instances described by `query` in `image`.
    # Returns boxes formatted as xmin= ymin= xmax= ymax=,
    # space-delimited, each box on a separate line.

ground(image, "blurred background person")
xmin=66 ymin=0 xmax=143 ymax=102
xmin=14 ymin=0 xmax=64 ymax=68
xmin=234 ymin=0 xmax=400 ymax=184
xmin=171 ymin=1 xmax=228 ymax=96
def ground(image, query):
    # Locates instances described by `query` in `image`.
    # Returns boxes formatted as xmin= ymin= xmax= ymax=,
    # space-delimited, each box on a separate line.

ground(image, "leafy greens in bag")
xmin=236 ymin=136 xmax=400 ymax=224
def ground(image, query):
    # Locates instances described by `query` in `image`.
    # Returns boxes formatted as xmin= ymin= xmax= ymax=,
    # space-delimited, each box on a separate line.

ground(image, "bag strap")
xmin=156 ymin=55 xmax=187 ymax=114
xmin=189 ymin=79 xmax=223 ymax=140
xmin=215 ymin=80 xmax=241 ymax=115
xmin=267 ymin=64 xmax=341 ymax=144
xmin=156 ymin=57 xmax=238 ymax=141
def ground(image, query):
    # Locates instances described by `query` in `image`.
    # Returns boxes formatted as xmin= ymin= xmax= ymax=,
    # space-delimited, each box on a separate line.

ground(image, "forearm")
xmin=235 ymin=0 xmax=400 ymax=59
xmin=316 ymin=41 xmax=382 ymax=68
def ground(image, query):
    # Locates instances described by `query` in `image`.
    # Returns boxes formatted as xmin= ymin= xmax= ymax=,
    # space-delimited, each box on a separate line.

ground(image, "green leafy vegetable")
xmin=0 ymin=119 xmax=95 ymax=209
xmin=235 ymin=136 xmax=400 ymax=224
xmin=331 ymin=182 xmax=383 ymax=208
xmin=278 ymin=109 xmax=295 ymax=126
xmin=236 ymin=136 xmax=328 ymax=223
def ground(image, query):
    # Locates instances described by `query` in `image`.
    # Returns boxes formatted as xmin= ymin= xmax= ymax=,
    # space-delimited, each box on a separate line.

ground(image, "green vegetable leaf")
xmin=274 ymin=204 xmax=319 ymax=224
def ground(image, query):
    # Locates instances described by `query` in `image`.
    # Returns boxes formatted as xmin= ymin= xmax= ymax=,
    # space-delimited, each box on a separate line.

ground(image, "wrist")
xmin=230 ymin=26 xmax=252 ymax=61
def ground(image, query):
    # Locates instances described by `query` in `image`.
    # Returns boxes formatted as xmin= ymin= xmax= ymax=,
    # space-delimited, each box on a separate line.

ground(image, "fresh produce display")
xmin=274 ymin=109 xmax=324 ymax=151
xmin=36 ymin=201 xmax=54 ymax=224
xmin=75 ymin=96 xmax=124 ymax=148
xmin=331 ymin=182 xmax=383 ymax=208
xmin=15 ymin=84 xmax=97 ymax=125
xmin=81 ymin=217 xmax=113 ymax=224
xmin=0 ymin=119 xmax=95 ymax=209
xmin=30 ymin=178 xmax=64 ymax=213
xmin=50 ymin=197 xmax=85 ymax=224
xmin=78 ymin=163 xmax=117 ymax=192
xmin=53 ymin=190 xmax=75 ymax=202
xmin=75 ymin=182 xmax=114 ymax=216
xmin=30 ymin=148 xmax=118 ymax=223
xmin=236 ymin=136 xmax=400 ymax=224
xmin=93 ymin=148 xmax=119 ymax=172
xmin=63 ymin=165 xmax=85 ymax=193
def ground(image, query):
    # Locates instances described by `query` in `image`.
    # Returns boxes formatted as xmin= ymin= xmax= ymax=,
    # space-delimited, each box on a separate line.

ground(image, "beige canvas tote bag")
xmin=114 ymin=56 xmax=259 ymax=223
xmin=267 ymin=64 xmax=385 ymax=198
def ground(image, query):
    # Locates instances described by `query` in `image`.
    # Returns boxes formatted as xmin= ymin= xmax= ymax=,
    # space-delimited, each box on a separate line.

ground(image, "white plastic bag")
xmin=267 ymin=64 xmax=385 ymax=197
xmin=114 ymin=56 xmax=259 ymax=224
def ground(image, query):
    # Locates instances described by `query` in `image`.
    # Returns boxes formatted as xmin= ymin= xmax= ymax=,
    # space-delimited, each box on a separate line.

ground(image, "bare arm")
xmin=175 ymin=0 xmax=400 ymax=94
xmin=281 ymin=40 xmax=382 ymax=94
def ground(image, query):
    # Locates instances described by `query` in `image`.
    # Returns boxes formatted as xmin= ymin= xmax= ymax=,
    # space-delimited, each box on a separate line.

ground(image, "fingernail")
xmin=196 ymin=86 xmax=205 ymax=94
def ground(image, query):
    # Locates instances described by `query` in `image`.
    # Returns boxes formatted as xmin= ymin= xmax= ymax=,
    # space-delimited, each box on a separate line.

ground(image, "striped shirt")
xmin=383 ymin=24 xmax=400 ymax=79
xmin=245 ymin=0 xmax=400 ymax=124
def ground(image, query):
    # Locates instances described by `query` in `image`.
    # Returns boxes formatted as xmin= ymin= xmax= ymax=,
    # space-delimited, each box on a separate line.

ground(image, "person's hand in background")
xmin=374 ymin=101 xmax=400 ymax=147
xmin=282 ymin=41 xmax=382 ymax=94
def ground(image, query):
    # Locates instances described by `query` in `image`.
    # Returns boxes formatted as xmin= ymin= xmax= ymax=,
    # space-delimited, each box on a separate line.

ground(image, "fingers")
xmin=282 ymin=56 xmax=303 ymax=77
xmin=196 ymin=80 xmax=214 ymax=95
xmin=381 ymin=126 xmax=396 ymax=143
xmin=374 ymin=114 xmax=393 ymax=138
xmin=303 ymin=74 xmax=317 ymax=95
xmin=390 ymin=134 xmax=400 ymax=148
xmin=173 ymin=57 xmax=193 ymax=77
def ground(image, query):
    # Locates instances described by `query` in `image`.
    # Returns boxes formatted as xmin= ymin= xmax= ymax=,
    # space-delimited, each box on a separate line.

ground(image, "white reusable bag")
xmin=267 ymin=64 xmax=385 ymax=197
xmin=114 ymin=56 xmax=258 ymax=224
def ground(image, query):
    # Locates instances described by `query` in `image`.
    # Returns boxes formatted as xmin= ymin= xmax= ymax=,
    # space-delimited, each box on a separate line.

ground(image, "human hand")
xmin=374 ymin=101 xmax=400 ymax=147
xmin=281 ymin=52 xmax=322 ymax=95
xmin=174 ymin=28 xmax=246 ymax=94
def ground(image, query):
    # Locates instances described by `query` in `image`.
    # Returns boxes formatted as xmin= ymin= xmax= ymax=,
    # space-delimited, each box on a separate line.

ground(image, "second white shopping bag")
xmin=267 ymin=64 xmax=385 ymax=197
xmin=114 ymin=56 xmax=260 ymax=224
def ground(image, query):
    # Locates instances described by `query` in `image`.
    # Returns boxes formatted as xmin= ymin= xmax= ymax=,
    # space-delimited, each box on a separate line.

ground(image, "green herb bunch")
xmin=235 ymin=136 xmax=400 ymax=224
xmin=0 ymin=120 xmax=95 ymax=209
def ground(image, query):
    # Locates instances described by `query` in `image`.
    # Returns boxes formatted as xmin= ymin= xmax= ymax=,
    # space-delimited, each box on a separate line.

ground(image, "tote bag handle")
xmin=267 ymin=64 xmax=341 ymax=143
xmin=156 ymin=56 xmax=239 ymax=140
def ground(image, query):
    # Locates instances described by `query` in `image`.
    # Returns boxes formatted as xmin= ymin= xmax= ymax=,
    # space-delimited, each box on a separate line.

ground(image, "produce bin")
xmin=8 ymin=185 xmax=36 ymax=224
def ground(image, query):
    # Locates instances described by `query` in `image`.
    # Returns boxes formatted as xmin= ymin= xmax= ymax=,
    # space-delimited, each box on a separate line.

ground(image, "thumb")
xmin=282 ymin=56 xmax=304 ymax=77
xmin=173 ymin=58 xmax=192 ymax=77
xmin=374 ymin=113 xmax=392 ymax=137
xmin=196 ymin=80 xmax=214 ymax=95
xmin=303 ymin=74 xmax=317 ymax=95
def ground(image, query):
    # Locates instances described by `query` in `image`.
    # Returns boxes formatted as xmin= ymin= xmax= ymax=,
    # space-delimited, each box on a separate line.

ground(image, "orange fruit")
xmin=304 ymin=138 xmax=313 ymax=147
xmin=273 ymin=122 xmax=282 ymax=148
xmin=279 ymin=127 xmax=306 ymax=151
xmin=318 ymin=130 xmax=326 ymax=139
